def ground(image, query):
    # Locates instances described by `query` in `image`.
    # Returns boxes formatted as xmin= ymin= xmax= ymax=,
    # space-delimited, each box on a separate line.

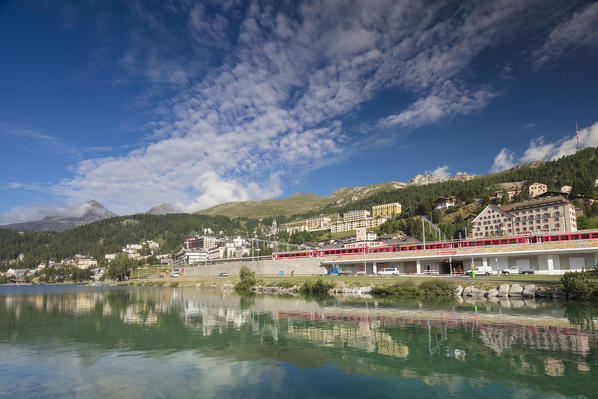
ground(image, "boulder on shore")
xmin=497 ymin=284 xmax=509 ymax=297
xmin=508 ymin=284 xmax=524 ymax=297
xmin=523 ymin=284 xmax=536 ymax=298
xmin=454 ymin=285 xmax=463 ymax=296
xmin=487 ymin=289 xmax=499 ymax=297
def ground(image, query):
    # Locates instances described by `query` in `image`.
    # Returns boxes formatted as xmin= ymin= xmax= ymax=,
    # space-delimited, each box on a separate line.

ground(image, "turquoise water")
xmin=0 ymin=285 xmax=596 ymax=398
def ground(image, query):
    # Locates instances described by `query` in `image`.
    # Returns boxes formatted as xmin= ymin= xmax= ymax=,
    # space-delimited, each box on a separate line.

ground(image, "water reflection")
xmin=0 ymin=286 xmax=596 ymax=398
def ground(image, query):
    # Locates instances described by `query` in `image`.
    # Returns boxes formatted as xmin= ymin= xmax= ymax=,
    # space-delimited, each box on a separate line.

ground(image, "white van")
xmin=474 ymin=266 xmax=496 ymax=276
xmin=378 ymin=267 xmax=399 ymax=276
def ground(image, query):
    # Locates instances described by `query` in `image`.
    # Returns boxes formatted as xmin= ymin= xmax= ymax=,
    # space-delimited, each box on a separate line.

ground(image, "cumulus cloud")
xmin=426 ymin=165 xmax=451 ymax=178
xmin=491 ymin=121 xmax=598 ymax=172
xmin=534 ymin=2 xmax=598 ymax=67
xmin=490 ymin=148 xmax=516 ymax=173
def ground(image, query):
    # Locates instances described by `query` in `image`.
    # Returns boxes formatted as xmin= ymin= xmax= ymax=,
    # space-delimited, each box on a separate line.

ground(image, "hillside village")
xmin=3 ymin=175 xmax=597 ymax=283
xmin=1 ymin=148 xmax=598 ymax=283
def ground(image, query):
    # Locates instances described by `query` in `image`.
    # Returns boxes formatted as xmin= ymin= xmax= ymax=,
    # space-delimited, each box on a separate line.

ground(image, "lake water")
xmin=0 ymin=285 xmax=596 ymax=398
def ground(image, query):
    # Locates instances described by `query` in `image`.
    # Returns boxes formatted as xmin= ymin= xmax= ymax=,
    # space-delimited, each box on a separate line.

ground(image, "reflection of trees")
xmin=565 ymin=303 xmax=598 ymax=332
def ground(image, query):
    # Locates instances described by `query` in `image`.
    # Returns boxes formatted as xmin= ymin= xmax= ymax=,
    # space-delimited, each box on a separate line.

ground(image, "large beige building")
xmin=343 ymin=210 xmax=370 ymax=222
xmin=372 ymin=203 xmax=401 ymax=218
xmin=472 ymin=196 xmax=577 ymax=238
xmin=330 ymin=217 xmax=387 ymax=233
xmin=306 ymin=216 xmax=332 ymax=231
xmin=529 ymin=182 xmax=548 ymax=198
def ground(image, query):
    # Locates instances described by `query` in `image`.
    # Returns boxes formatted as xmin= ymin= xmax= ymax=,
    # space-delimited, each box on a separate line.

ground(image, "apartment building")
xmin=471 ymin=205 xmax=514 ymax=238
xmin=372 ymin=202 xmax=402 ymax=218
xmin=330 ymin=217 xmax=387 ymax=233
xmin=306 ymin=215 xmax=332 ymax=231
xmin=472 ymin=196 xmax=577 ymax=238
xmin=184 ymin=235 xmax=219 ymax=251
xmin=529 ymin=182 xmax=548 ymax=198
xmin=343 ymin=210 xmax=370 ymax=222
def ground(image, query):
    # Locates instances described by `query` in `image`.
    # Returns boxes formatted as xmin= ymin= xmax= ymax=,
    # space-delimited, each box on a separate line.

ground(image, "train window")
xmin=591 ymin=233 xmax=598 ymax=239
xmin=417 ymin=245 xmax=423 ymax=250
xmin=484 ymin=241 xmax=491 ymax=245
xmin=560 ymin=235 xmax=569 ymax=240
xmin=508 ymin=239 xmax=516 ymax=244
xmin=570 ymin=234 xmax=579 ymax=240
xmin=581 ymin=234 xmax=589 ymax=239
xmin=476 ymin=241 xmax=483 ymax=246
xmin=492 ymin=240 xmax=499 ymax=245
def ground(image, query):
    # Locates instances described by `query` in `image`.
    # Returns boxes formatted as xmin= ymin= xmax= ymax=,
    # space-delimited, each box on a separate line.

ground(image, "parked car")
xmin=478 ymin=266 xmax=497 ymax=276
xmin=378 ymin=267 xmax=399 ymax=276
xmin=356 ymin=271 xmax=366 ymax=276
xmin=502 ymin=266 xmax=534 ymax=275
xmin=218 ymin=272 xmax=228 ymax=277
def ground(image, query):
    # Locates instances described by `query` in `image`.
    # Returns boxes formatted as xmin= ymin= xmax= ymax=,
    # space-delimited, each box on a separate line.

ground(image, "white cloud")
xmin=490 ymin=148 xmax=516 ymax=173
xmin=534 ymin=2 xmax=598 ymax=68
xmin=490 ymin=121 xmax=598 ymax=172
xmin=380 ymin=82 xmax=495 ymax=128
xmin=0 ymin=201 xmax=97 ymax=225
xmin=426 ymin=165 xmax=451 ymax=178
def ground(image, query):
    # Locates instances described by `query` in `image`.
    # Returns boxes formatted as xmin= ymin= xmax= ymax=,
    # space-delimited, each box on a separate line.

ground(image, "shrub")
xmin=419 ymin=280 xmax=456 ymax=296
xmin=169 ymin=282 xmax=179 ymax=288
xmin=236 ymin=266 xmax=259 ymax=291
xmin=560 ymin=271 xmax=598 ymax=301
xmin=239 ymin=266 xmax=256 ymax=281
xmin=371 ymin=281 xmax=421 ymax=296
xmin=300 ymin=279 xmax=335 ymax=295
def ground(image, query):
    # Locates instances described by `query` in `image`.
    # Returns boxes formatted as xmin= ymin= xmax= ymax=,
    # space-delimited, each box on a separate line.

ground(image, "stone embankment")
xmin=454 ymin=283 xmax=567 ymax=299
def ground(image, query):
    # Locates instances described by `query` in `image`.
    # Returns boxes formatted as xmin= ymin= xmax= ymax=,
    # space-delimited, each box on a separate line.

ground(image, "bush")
xmin=560 ymin=271 xmax=598 ymax=301
xmin=300 ymin=279 xmax=335 ymax=295
xmin=371 ymin=281 xmax=420 ymax=296
xmin=169 ymin=282 xmax=179 ymax=288
xmin=239 ymin=266 xmax=255 ymax=281
xmin=235 ymin=266 xmax=259 ymax=291
xmin=419 ymin=280 xmax=456 ymax=296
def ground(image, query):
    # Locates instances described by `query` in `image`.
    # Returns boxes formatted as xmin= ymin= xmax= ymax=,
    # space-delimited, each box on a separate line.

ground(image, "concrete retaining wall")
xmin=183 ymin=258 xmax=327 ymax=277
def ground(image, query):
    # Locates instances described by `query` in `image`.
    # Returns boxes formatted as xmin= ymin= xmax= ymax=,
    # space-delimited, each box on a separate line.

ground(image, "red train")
xmin=271 ymin=230 xmax=598 ymax=260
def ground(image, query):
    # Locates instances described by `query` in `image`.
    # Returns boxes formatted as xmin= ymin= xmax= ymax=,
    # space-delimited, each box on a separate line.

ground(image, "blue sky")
xmin=1 ymin=0 xmax=598 ymax=223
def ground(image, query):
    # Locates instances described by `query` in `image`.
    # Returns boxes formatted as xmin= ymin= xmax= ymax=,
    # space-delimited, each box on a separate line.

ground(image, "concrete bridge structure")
xmin=182 ymin=239 xmax=598 ymax=276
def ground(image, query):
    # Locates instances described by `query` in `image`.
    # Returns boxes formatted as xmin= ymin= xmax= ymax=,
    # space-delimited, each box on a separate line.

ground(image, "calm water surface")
xmin=0 ymin=285 xmax=596 ymax=398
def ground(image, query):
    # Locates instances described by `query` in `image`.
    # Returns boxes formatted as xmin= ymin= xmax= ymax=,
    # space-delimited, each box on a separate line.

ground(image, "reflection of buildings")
xmin=478 ymin=326 xmax=591 ymax=355
xmin=286 ymin=322 xmax=409 ymax=358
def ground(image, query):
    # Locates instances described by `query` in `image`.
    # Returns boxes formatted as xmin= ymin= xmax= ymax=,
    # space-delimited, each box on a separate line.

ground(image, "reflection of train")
xmin=271 ymin=231 xmax=598 ymax=260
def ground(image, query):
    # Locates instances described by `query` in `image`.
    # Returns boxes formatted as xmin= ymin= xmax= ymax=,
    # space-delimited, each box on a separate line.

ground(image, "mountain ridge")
xmin=1 ymin=200 xmax=118 ymax=232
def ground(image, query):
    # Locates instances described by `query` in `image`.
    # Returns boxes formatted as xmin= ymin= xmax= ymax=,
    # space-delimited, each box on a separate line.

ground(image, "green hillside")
xmin=197 ymin=193 xmax=330 ymax=218
xmin=198 ymin=181 xmax=411 ymax=218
